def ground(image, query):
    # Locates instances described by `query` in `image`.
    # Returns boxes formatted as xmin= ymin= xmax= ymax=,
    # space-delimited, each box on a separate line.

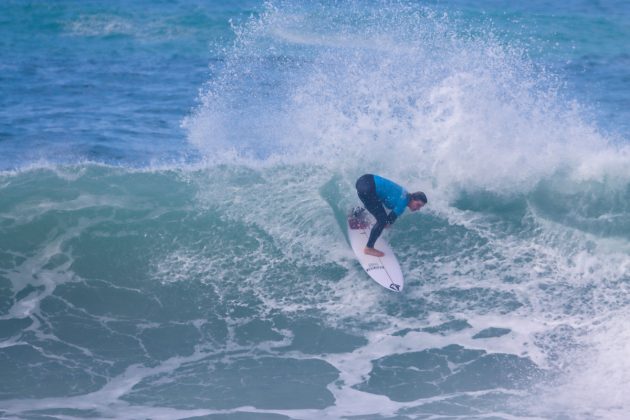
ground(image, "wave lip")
xmin=187 ymin=1 xmax=629 ymax=203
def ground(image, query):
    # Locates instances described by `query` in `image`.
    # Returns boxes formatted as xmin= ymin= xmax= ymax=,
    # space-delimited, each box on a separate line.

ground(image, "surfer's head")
xmin=408 ymin=192 xmax=427 ymax=211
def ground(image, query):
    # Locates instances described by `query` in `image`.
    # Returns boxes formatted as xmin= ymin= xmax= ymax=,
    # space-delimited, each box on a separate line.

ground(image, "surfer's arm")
xmin=391 ymin=192 xmax=408 ymax=219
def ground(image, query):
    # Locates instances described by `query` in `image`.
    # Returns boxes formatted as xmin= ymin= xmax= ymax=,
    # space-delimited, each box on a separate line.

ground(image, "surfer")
xmin=355 ymin=174 xmax=427 ymax=257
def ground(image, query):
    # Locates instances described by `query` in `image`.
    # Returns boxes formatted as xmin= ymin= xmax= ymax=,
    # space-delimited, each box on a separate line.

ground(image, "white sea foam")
xmin=66 ymin=15 xmax=136 ymax=37
xmin=2 ymin=2 xmax=629 ymax=418
xmin=186 ymin=1 xmax=629 ymax=197
xmin=183 ymin=2 xmax=630 ymax=417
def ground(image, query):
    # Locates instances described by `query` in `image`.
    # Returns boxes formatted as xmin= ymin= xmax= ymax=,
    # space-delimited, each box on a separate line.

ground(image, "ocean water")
xmin=1 ymin=1 xmax=629 ymax=419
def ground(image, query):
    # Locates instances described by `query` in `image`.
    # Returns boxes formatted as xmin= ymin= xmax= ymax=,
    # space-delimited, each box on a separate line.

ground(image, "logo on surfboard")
xmin=366 ymin=263 xmax=385 ymax=272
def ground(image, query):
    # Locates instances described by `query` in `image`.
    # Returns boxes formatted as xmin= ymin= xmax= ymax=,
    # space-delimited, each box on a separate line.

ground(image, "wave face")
xmin=2 ymin=1 xmax=630 ymax=419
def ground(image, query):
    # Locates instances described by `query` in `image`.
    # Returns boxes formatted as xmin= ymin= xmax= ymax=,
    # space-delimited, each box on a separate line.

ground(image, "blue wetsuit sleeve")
xmin=392 ymin=197 xmax=408 ymax=218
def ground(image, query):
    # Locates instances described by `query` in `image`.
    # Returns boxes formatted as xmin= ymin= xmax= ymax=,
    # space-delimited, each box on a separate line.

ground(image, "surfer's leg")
xmin=367 ymin=218 xmax=387 ymax=248
xmin=356 ymin=176 xmax=387 ymax=224
xmin=356 ymin=174 xmax=388 ymax=253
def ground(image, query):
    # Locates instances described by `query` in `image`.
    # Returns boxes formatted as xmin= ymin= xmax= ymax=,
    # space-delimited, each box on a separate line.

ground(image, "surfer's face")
xmin=408 ymin=199 xmax=425 ymax=211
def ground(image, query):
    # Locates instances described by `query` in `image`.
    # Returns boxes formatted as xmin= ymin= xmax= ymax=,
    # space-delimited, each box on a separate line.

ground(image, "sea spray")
xmin=1 ymin=1 xmax=630 ymax=418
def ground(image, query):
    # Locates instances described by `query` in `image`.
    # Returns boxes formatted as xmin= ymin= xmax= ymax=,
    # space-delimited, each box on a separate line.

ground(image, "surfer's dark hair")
xmin=409 ymin=191 xmax=427 ymax=203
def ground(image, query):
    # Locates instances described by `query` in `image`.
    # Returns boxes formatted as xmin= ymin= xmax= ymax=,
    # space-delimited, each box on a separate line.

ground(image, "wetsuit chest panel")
xmin=373 ymin=175 xmax=408 ymax=216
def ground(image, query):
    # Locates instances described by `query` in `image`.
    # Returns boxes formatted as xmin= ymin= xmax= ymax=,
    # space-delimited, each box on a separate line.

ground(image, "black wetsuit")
xmin=355 ymin=174 xmax=407 ymax=248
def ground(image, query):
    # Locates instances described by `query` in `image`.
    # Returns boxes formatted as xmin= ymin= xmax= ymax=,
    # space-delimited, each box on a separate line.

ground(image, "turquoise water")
xmin=1 ymin=1 xmax=629 ymax=419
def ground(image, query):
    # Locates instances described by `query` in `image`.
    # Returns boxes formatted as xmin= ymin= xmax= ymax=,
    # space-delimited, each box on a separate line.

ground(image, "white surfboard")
xmin=347 ymin=207 xmax=404 ymax=292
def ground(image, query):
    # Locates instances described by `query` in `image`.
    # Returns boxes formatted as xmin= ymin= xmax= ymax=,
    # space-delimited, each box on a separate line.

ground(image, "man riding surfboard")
xmin=355 ymin=174 xmax=427 ymax=257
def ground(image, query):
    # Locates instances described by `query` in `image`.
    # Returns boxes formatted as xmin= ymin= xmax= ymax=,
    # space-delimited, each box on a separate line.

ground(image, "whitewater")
xmin=1 ymin=1 xmax=629 ymax=419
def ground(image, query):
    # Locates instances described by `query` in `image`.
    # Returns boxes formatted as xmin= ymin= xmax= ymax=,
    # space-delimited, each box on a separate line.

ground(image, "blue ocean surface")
xmin=1 ymin=1 xmax=629 ymax=419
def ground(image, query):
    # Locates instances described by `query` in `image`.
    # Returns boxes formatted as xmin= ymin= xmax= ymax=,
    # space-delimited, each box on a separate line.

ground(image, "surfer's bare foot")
xmin=364 ymin=247 xmax=384 ymax=257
